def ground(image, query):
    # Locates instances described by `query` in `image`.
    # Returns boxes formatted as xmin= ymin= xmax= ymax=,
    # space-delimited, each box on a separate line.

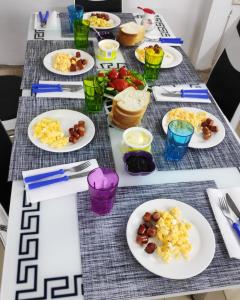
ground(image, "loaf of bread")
xmin=117 ymin=22 xmax=145 ymax=46
xmin=111 ymin=87 xmax=150 ymax=129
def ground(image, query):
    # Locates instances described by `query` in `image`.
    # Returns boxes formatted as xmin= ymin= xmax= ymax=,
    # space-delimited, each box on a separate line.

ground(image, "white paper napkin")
xmin=152 ymin=83 xmax=211 ymax=103
xmin=22 ymin=159 xmax=98 ymax=203
xmin=36 ymin=80 xmax=85 ymax=98
xmin=207 ymin=187 xmax=240 ymax=259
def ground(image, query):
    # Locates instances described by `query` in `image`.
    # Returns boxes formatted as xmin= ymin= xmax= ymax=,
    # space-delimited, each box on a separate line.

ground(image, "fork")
xmin=24 ymin=161 xmax=91 ymax=183
xmin=219 ymin=196 xmax=240 ymax=239
xmin=0 ymin=224 xmax=7 ymax=232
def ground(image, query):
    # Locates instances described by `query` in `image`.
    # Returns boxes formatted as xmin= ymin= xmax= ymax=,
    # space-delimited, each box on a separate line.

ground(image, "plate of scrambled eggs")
xmin=43 ymin=49 xmax=94 ymax=76
xmin=28 ymin=109 xmax=95 ymax=153
xmin=162 ymin=107 xmax=225 ymax=149
xmin=83 ymin=11 xmax=121 ymax=30
xmin=126 ymin=198 xmax=215 ymax=279
xmin=135 ymin=42 xmax=183 ymax=68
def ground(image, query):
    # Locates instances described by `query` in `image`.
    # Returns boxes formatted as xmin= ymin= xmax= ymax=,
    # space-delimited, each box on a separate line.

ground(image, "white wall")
xmin=0 ymin=0 xmax=212 ymax=66
xmin=123 ymin=0 xmax=212 ymax=64
xmin=0 ymin=0 xmax=72 ymax=65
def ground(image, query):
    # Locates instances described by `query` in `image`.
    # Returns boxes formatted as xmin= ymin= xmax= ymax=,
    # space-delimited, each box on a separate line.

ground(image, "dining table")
xmin=1 ymin=9 xmax=240 ymax=300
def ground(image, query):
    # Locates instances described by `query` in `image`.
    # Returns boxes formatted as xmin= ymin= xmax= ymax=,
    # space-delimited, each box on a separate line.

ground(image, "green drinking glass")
xmin=74 ymin=19 xmax=90 ymax=49
xmin=83 ymin=76 xmax=105 ymax=113
xmin=144 ymin=47 xmax=164 ymax=82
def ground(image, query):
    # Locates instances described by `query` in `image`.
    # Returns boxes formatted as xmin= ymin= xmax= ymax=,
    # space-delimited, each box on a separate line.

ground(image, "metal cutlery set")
xmin=24 ymin=160 xmax=91 ymax=190
xmin=219 ymin=193 xmax=240 ymax=238
xmin=32 ymin=83 xmax=83 ymax=94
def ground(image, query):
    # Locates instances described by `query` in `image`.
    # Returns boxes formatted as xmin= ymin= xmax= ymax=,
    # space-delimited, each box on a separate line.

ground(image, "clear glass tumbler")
xmin=87 ymin=167 xmax=119 ymax=215
xmin=164 ymin=120 xmax=194 ymax=161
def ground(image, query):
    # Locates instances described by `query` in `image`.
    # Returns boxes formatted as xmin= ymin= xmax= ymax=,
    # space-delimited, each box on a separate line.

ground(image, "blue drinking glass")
xmin=164 ymin=120 xmax=194 ymax=161
xmin=67 ymin=4 xmax=84 ymax=32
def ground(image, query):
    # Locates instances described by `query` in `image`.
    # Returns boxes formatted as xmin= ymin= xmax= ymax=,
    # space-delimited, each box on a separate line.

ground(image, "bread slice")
xmin=117 ymin=22 xmax=145 ymax=46
xmin=120 ymin=22 xmax=141 ymax=35
xmin=113 ymin=87 xmax=150 ymax=115
xmin=111 ymin=87 xmax=150 ymax=129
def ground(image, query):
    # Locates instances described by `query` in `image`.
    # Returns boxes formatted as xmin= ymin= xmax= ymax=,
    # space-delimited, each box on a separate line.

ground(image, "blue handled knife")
xmin=28 ymin=171 xmax=90 ymax=190
xmin=226 ymin=193 xmax=240 ymax=220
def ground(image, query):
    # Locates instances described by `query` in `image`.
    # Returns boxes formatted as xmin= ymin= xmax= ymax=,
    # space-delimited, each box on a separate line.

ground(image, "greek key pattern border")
xmin=15 ymin=191 xmax=83 ymax=300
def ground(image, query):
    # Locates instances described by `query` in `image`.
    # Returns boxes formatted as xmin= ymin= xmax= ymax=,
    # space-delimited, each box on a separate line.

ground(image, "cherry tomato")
xmin=98 ymin=72 xmax=105 ymax=77
xmin=108 ymin=68 xmax=119 ymax=80
xmin=132 ymin=78 xmax=143 ymax=86
xmin=111 ymin=79 xmax=129 ymax=92
xmin=118 ymin=66 xmax=128 ymax=78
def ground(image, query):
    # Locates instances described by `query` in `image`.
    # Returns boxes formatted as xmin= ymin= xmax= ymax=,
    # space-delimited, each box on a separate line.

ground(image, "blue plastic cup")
xmin=67 ymin=4 xmax=84 ymax=32
xmin=164 ymin=120 xmax=194 ymax=161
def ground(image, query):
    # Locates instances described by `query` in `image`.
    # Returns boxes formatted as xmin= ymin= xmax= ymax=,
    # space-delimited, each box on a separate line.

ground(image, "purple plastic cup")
xmin=87 ymin=167 xmax=119 ymax=215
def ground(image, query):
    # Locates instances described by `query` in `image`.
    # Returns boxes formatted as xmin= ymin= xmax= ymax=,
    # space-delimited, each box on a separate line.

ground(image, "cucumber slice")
xmin=105 ymin=87 xmax=117 ymax=96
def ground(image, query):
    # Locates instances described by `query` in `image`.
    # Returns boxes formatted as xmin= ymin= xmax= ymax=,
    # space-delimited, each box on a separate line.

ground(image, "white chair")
xmin=207 ymin=18 xmax=240 ymax=131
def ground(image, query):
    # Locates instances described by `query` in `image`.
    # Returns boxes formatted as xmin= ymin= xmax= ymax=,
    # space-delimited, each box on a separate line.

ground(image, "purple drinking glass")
xmin=87 ymin=167 xmax=119 ymax=215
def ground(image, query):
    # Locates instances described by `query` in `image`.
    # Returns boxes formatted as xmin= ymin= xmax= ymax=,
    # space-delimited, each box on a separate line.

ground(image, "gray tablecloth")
xmin=8 ymin=97 xmax=114 ymax=180
xmin=77 ymin=180 xmax=240 ymax=300
xmin=21 ymin=40 xmax=96 ymax=89
xmin=141 ymin=100 xmax=240 ymax=170
xmin=59 ymin=12 xmax=135 ymax=38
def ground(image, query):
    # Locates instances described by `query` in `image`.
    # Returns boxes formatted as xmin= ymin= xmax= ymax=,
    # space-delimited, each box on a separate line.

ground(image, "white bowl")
xmin=122 ymin=127 xmax=153 ymax=151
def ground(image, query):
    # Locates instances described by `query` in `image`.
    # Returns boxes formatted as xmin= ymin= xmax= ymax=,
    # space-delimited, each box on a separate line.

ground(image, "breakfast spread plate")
xmin=43 ymin=49 xmax=94 ymax=76
xmin=126 ymin=198 xmax=215 ymax=279
xmin=135 ymin=42 xmax=183 ymax=68
xmin=28 ymin=109 xmax=95 ymax=153
xmin=162 ymin=107 xmax=225 ymax=149
xmin=83 ymin=11 xmax=121 ymax=30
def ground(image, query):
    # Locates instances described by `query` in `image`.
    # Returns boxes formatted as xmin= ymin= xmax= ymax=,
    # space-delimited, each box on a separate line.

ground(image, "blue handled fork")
xmin=219 ymin=196 xmax=240 ymax=239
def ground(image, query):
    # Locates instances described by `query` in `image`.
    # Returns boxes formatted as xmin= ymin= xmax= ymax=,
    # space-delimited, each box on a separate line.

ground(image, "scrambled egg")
xmin=136 ymin=47 xmax=170 ymax=63
xmin=33 ymin=118 xmax=68 ymax=148
xmin=156 ymin=207 xmax=192 ymax=263
xmin=53 ymin=53 xmax=71 ymax=72
xmin=88 ymin=16 xmax=111 ymax=28
xmin=167 ymin=108 xmax=207 ymax=132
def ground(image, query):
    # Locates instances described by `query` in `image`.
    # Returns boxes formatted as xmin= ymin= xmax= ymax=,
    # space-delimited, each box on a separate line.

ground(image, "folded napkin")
xmin=36 ymin=80 xmax=84 ymax=98
xmin=152 ymin=83 xmax=211 ymax=103
xmin=0 ymin=204 xmax=8 ymax=247
xmin=207 ymin=187 xmax=240 ymax=259
xmin=22 ymin=159 xmax=98 ymax=203
xmin=34 ymin=11 xmax=58 ymax=31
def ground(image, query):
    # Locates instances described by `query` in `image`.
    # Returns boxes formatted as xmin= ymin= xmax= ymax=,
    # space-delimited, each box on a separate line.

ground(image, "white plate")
xmin=28 ymin=109 xmax=95 ymax=153
xmin=126 ymin=198 xmax=215 ymax=279
xmin=83 ymin=11 xmax=121 ymax=30
xmin=43 ymin=49 xmax=94 ymax=76
xmin=135 ymin=42 xmax=183 ymax=68
xmin=162 ymin=107 xmax=225 ymax=149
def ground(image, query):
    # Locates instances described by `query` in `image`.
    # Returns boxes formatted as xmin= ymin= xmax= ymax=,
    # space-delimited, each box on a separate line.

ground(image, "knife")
xmin=28 ymin=171 xmax=90 ymax=190
xmin=161 ymin=89 xmax=209 ymax=99
xmin=31 ymin=83 xmax=83 ymax=93
xmin=226 ymin=193 xmax=240 ymax=220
